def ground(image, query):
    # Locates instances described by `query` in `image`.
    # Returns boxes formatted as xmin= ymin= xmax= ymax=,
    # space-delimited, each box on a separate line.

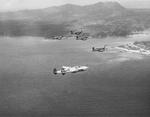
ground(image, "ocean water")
xmin=0 ymin=36 xmax=150 ymax=117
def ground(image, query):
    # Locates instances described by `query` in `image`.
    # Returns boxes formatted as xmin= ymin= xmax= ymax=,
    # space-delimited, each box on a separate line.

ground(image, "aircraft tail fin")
xmin=53 ymin=68 xmax=57 ymax=75
xmin=92 ymin=47 xmax=95 ymax=51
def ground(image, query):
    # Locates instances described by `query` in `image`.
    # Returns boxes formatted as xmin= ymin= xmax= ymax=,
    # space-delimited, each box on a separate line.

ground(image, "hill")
xmin=0 ymin=2 xmax=150 ymax=38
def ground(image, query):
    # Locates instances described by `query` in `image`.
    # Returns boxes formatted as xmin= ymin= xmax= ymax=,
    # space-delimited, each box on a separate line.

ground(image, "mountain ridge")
xmin=0 ymin=1 xmax=126 ymax=21
xmin=0 ymin=2 xmax=149 ymax=38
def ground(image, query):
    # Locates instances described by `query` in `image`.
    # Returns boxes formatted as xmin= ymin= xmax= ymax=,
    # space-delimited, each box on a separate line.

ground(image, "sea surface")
xmin=0 ymin=35 xmax=150 ymax=117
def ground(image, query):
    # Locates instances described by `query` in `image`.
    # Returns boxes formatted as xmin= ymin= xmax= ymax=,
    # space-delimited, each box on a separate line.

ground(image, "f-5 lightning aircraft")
xmin=53 ymin=66 xmax=88 ymax=75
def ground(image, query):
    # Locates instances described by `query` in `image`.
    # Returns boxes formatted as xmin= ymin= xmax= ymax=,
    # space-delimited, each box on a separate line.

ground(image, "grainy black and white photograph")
xmin=0 ymin=0 xmax=150 ymax=117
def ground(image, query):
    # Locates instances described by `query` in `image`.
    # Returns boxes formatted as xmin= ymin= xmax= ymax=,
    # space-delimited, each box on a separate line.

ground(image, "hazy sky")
xmin=0 ymin=0 xmax=150 ymax=11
